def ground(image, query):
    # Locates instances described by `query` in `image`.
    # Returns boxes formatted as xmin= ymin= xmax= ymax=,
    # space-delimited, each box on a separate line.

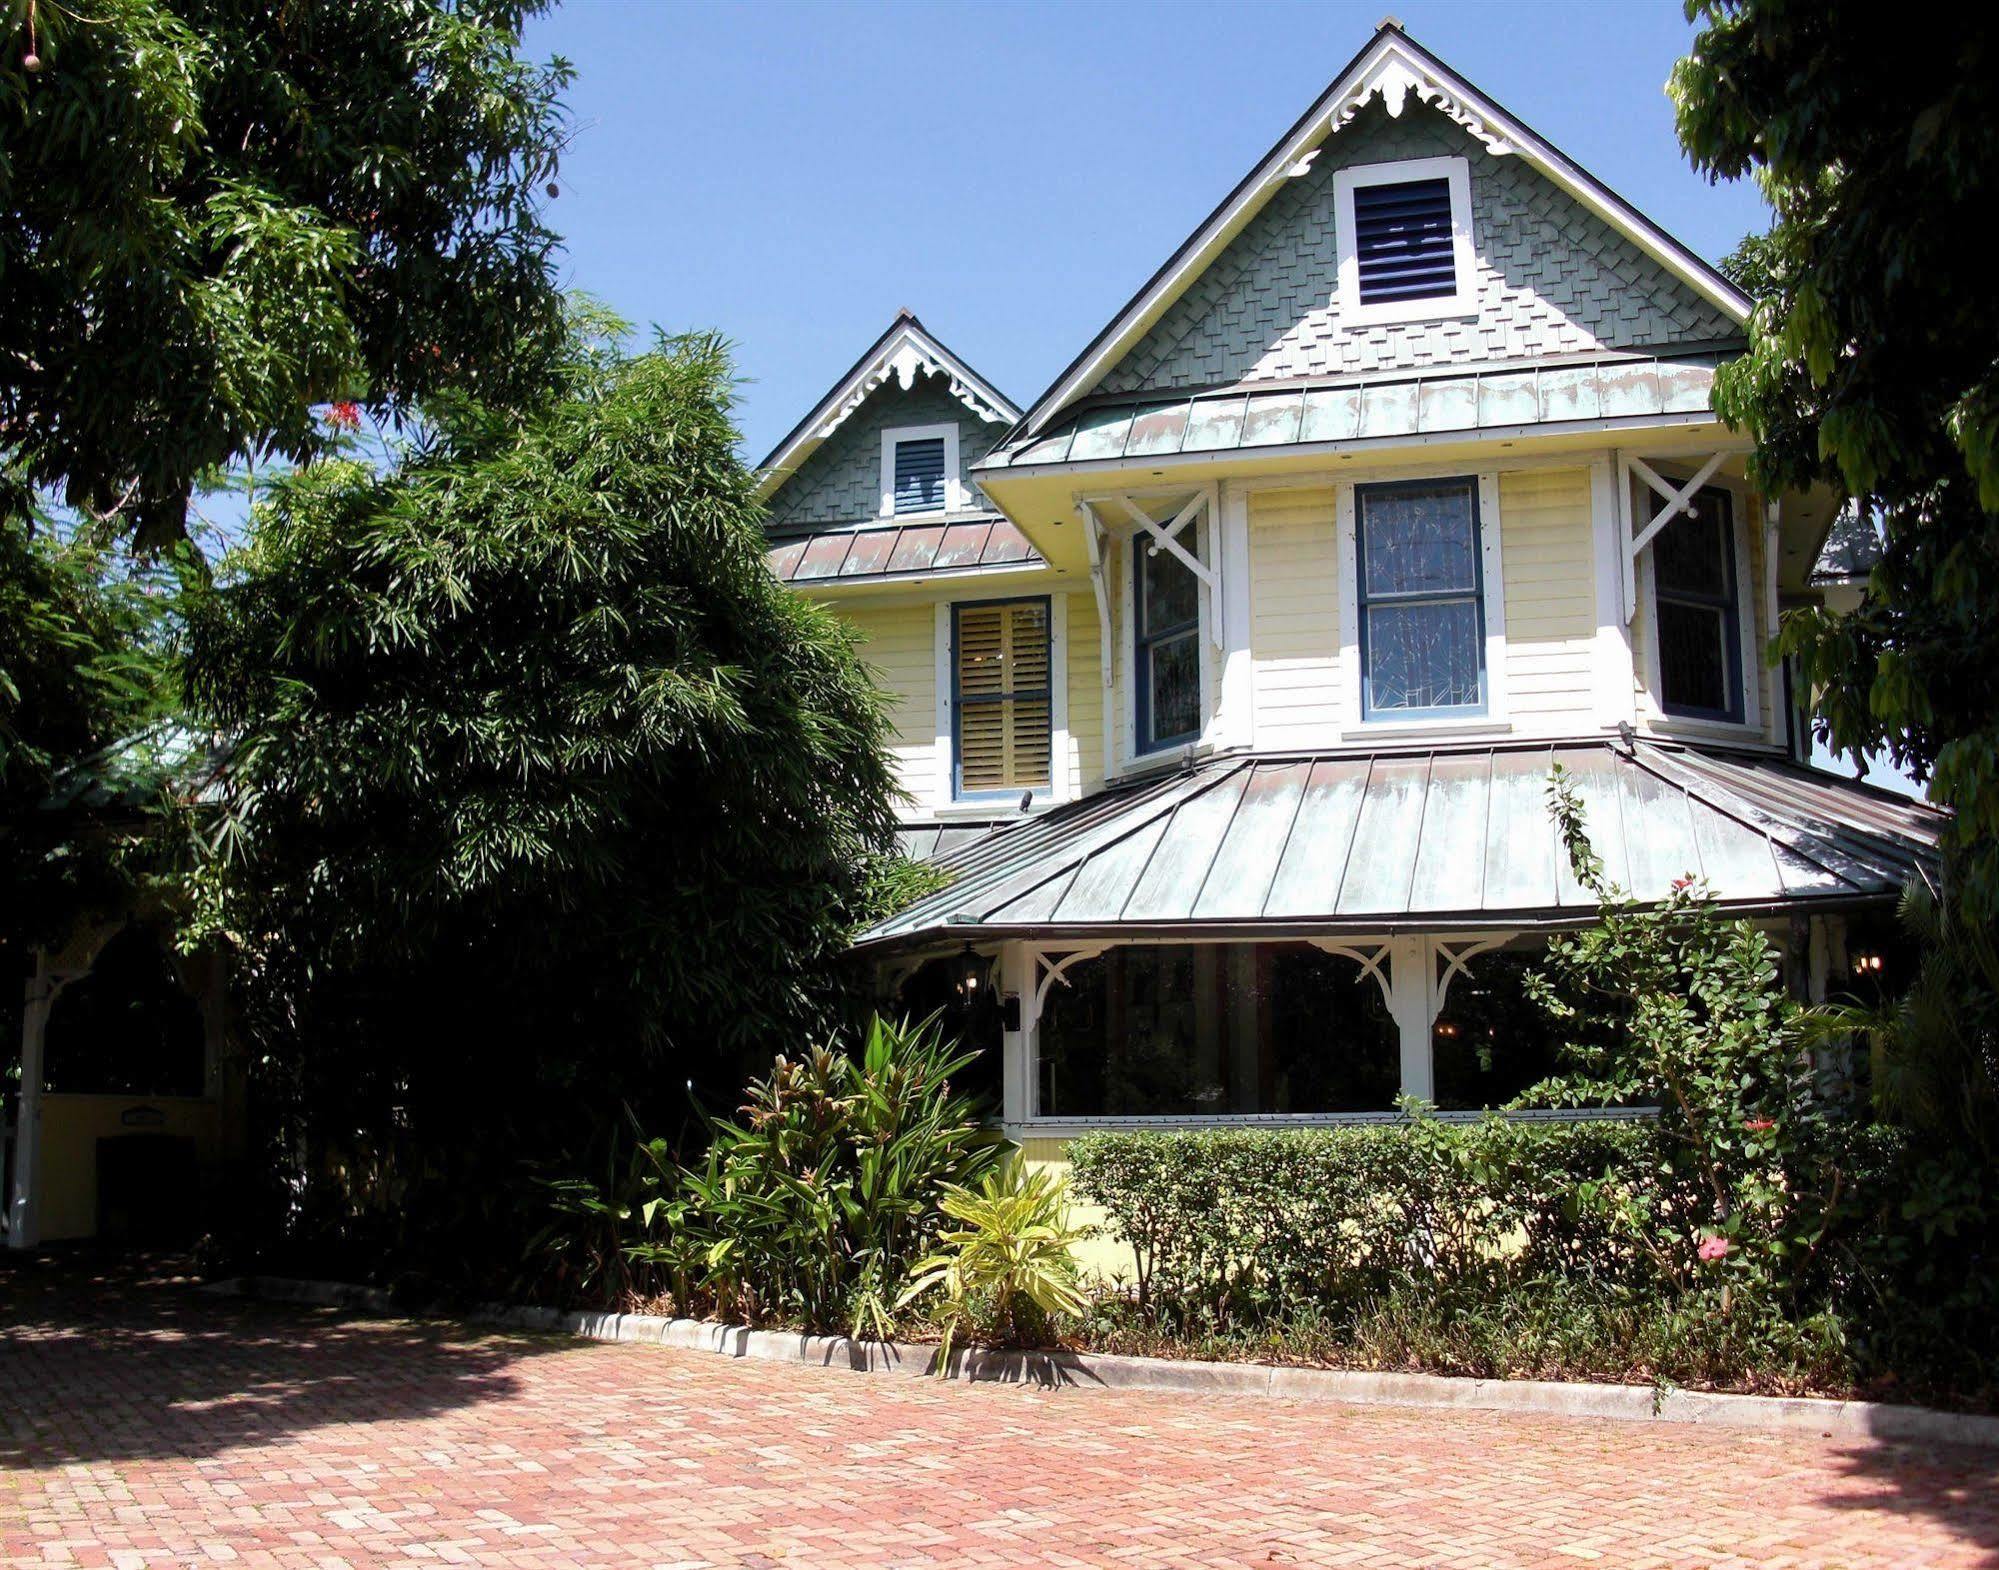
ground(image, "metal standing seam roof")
xmin=766 ymin=515 xmax=1044 ymax=585
xmin=986 ymin=353 xmax=1727 ymax=471
xmin=856 ymin=739 xmax=1942 ymax=950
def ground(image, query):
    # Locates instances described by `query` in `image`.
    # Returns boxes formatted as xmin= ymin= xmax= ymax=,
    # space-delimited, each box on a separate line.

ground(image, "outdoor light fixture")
xmin=1850 ymin=952 xmax=1886 ymax=977
xmin=952 ymin=944 xmax=988 ymax=1004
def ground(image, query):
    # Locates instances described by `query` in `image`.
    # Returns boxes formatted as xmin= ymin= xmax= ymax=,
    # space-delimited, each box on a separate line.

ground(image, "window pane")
xmin=1139 ymin=543 xmax=1199 ymax=633
xmin=1658 ymin=599 xmax=1731 ymax=716
xmin=1366 ymin=599 xmax=1481 ymax=711
xmin=1653 ymin=493 xmax=1731 ymax=598
xmin=1038 ymin=944 xmax=1401 ymax=1118
xmin=1147 ymin=629 xmax=1201 ymax=743
xmin=1431 ymin=950 xmax=1570 ymax=1111
xmin=892 ymin=437 xmax=947 ymax=514
xmin=1361 ymin=482 xmax=1477 ymax=597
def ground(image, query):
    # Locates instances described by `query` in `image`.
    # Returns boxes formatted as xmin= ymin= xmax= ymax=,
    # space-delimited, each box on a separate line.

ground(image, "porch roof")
xmin=766 ymin=515 xmax=1044 ymax=586
xmin=857 ymin=739 xmax=1942 ymax=951
xmin=979 ymin=352 xmax=1728 ymax=476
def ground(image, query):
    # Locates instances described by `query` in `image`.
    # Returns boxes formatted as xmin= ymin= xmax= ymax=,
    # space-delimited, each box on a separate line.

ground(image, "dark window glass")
xmin=1651 ymin=486 xmax=1742 ymax=722
xmin=891 ymin=436 xmax=947 ymax=515
xmin=1430 ymin=950 xmax=1571 ymax=1111
xmin=1134 ymin=537 xmax=1201 ymax=750
xmin=42 ymin=925 xmax=205 ymax=1097
xmin=1352 ymin=178 xmax=1457 ymax=304
xmin=1037 ymin=944 xmax=1400 ymax=1118
xmin=1357 ymin=479 xmax=1484 ymax=717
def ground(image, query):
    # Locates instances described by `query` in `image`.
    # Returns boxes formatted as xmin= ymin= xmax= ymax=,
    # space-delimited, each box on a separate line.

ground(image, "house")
xmin=761 ymin=23 xmax=1941 ymax=1154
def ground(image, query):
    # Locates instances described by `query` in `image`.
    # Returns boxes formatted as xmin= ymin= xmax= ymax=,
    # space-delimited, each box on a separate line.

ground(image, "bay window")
xmin=1651 ymin=485 xmax=1744 ymax=723
xmin=1133 ymin=539 xmax=1202 ymax=752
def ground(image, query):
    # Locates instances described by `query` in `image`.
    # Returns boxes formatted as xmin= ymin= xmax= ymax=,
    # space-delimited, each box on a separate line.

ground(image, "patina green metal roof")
xmin=982 ymin=353 xmax=1726 ymax=473
xmin=858 ymin=738 xmax=1941 ymax=951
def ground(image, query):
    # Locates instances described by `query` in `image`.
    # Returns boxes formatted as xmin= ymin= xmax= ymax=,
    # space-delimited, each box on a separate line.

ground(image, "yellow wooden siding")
xmin=1016 ymin=1135 xmax=1128 ymax=1280
xmin=1498 ymin=467 xmax=1598 ymax=734
xmin=840 ymin=601 xmax=937 ymax=811
xmin=1248 ymin=485 xmax=1343 ymax=749
xmin=1065 ymin=590 xmax=1105 ymax=797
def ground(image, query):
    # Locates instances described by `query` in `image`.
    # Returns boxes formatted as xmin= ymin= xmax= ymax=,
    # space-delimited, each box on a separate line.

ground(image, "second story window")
xmin=881 ymin=423 xmax=959 ymax=517
xmin=1653 ymin=487 xmax=1744 ymax=723
xmin=954 ymin=598 xmax=1051 ymax=796
xmin=1356 ymin=478 xmax=1486 ymax=719
xmin=1134 ymin=541 xmax=1202 ymax=752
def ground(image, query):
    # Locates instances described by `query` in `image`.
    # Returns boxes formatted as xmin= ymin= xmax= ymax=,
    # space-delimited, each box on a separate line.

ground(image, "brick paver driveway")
xmin=4 ymin=1256 xmax=1996 ymax=1569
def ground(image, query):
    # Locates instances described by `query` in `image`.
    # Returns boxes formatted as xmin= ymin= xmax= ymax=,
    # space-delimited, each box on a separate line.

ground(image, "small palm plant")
xmin=898 ymin=1153 xmax=1089 ymax=1371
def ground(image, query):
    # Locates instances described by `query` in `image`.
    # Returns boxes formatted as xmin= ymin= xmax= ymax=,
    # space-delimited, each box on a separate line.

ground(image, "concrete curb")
xmin=213 ymin=1274 xmax=1999 ymax=1450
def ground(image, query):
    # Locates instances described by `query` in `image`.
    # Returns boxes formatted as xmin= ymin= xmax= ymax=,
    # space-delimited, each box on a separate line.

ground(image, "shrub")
xmin=632 ymin=1013 xmax=1005 ymax=1334
xmin=1069 ymin=1114 xmax=1655 ymax=1331
xmin=900 ymin=1153 xmax=1088 ymax=1367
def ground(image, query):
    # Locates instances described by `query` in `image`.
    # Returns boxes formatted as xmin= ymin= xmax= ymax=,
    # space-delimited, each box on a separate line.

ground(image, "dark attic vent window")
xmin=1352 ymin=178 xmax=1457 ymax=305
xmin=892 ymin=437 xmax=948 ymax=515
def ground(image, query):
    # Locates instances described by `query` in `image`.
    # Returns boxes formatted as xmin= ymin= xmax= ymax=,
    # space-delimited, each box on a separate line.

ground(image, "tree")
xmin=181 ymin=321 xmax=908 ymax=1285
xmin=1672 ymin=4 xmax=1999 ymax=914
xmin=2 ymin=0 xmax=570 ymax=550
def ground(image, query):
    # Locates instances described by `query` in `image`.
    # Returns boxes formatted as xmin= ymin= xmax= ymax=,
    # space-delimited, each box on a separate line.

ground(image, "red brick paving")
xmin=4 ymin=1257 xmax=1996 ymax=1568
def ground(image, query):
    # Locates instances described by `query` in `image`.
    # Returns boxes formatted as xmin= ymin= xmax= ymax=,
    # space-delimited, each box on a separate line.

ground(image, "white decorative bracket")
xmin=1616 ymin=451 xmax=1732 ymax=626
xmin=1030 ymin=946 xmax=1107 ymax=1027
xmin=1432 ymin=935 xmax=1513 ymax=1017
xmin=1308 ymin=939 xmax=1395 ymax=1010
xmin=816 ymin=330 xmax=1012 ymax=440
xmin=1324 ymin=47 xmax=1516 ymax=160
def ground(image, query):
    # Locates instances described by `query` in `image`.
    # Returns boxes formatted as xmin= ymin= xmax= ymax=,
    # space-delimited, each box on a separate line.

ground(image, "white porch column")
xmin=1387 ymin=936 xmax=1434 ymax=1104
xmin=8 ymin=954 xmax=55 ymax=1250
xmin=1000 ymin=941 xmax=1035 ymax=1127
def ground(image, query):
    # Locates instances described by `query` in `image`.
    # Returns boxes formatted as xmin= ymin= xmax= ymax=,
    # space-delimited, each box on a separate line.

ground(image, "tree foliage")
xmin=2 ymin=0 xmax=570 ymax=549
xmin=1672 ymin=3 xmax=1999 ymax=913
xmin=183 ymin=322 xmax=910 ymax=1282
xmin=0 ymin=501 xmax=174 ymax=951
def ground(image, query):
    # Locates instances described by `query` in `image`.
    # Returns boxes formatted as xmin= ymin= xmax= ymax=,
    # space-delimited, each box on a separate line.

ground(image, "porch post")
xmin=8 ymin=953 xmax=54 ymax=1250
xmin=1000 ymin=941 xmax=1035 ymax=1127
xmin=1387 ymin=936 xmax=1434 ymax=1104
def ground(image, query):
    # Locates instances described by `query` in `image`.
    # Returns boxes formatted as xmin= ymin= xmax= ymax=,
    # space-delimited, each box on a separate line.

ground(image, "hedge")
xmin=1067 ymin=1118 xmax=1660 ymax=1326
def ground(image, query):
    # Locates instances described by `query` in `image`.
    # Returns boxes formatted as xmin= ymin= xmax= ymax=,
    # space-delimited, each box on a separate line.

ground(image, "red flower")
xmin=325 ymin=400 xmax=362 ymax=430
xmin=1698 ymin=1235 xmax=1732 ymax=1262
xmin=1743 ymin=1117 xmax=1775 ymax=1132
xmin=1671 ymin=874 xmax=1695 ymax=892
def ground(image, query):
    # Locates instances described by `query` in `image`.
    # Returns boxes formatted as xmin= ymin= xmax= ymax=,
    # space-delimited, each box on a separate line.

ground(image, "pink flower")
xmin=1698 ymin=1235 xmax=1732 ymax=1262
xmin=1743 ymin=1117 xmax=1775 ymax=1133
xmin=1671 ymin=874 xmax=1695 ymax=892
xmin=325 ymin=400 xmax=362 ymax=430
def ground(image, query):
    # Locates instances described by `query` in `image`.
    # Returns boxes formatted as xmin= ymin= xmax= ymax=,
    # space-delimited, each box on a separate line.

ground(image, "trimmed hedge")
xmin=1067 ymin=1118 xmax=1659 ymax=1327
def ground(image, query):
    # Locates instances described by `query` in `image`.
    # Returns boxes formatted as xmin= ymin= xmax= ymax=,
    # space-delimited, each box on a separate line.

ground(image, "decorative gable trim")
xmin=1003 ymin=23 xmax=1751 ymax=447
xmin=757 ymin=311 xmax=1019 ymax=502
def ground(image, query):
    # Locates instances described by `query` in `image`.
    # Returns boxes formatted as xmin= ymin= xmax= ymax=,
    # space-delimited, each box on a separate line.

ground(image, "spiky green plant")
xmin=899 ymin=1152 xmax=1088 ymax=1371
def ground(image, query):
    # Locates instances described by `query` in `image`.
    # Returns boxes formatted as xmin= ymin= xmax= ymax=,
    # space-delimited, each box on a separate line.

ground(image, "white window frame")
xmin=1635 ymin=476 xmax=1761 ymax=738
xmin=880 ymin=423 xmax=963 ymax=519
xmin=1108 ymin=491 xmax=1220 ymax=775
xmin=1333 ymin=155 xmax=1479 ymax=328
xmin=933 ymin=593 xmax=1071 ymax=815
xmin=1336 ymin=472 xmax=1508 ymax=737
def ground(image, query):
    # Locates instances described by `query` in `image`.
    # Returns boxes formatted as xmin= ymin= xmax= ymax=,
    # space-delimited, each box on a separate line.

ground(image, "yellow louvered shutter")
xmin=956 ymin=600 xmax=1052 ymax=794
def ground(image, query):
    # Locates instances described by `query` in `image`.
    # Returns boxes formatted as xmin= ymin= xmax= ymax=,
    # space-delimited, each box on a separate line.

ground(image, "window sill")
xmin=1341 ymin=716 xmax=1512 ymax=742
xmin=1337 ymin=294 xmax=1479 ymax=329
xmin=1640 ymin=715 xmax=1771 ymax=746
xmin=930 ymin=795 xmax=1061 ymax=822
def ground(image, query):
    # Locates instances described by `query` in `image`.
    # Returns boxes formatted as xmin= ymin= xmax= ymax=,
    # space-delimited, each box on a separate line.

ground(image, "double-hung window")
xmin=1652 ymin=487 xmax=1744 ymax=723
xmin=953 ymin=598 xmax=1052 ymax=796
xmin=1355 ymin=478 xmax=1486 ymax=719
xmin=1133 ymin=541 xmax=1202 ymax=752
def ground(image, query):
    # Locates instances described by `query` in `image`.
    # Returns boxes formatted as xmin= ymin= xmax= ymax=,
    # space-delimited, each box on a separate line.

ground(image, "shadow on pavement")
xmin=0 ymin=1248 xmax=572 ymax=1468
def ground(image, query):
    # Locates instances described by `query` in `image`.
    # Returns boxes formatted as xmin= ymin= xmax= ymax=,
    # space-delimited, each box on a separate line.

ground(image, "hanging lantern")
xmin=952 ymin=944 xmax=988 ymax=1005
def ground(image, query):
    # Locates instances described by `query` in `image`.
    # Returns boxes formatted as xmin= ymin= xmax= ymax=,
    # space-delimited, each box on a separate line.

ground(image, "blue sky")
xmin=521 ymin=0 xmax=1769 ymax=462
